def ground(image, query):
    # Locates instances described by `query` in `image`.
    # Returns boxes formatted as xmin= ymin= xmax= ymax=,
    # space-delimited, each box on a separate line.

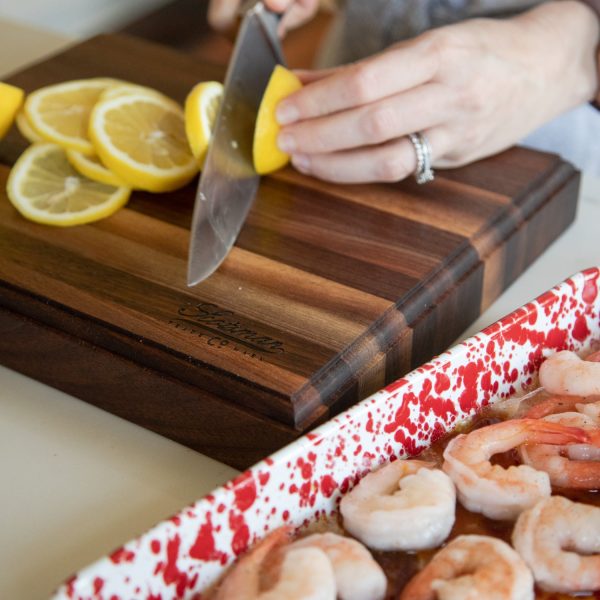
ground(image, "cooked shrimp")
xmin=539 ymin=350 xmax=600 ymax=396
xmin=576 ymin=399 xmax=600 ymax=422
xmin=213 ymin=527 xmax=336 ymax=600
xmin=339 ymin=459 xmax=455 ymax=551
xmin=399 ymin=534 xmax=534 ymax=600
xmin=442 ymin=418 xmax=588 ymax=520
xmin=523 ymin=393 xmax=600 ymax=419
xmin=512 ymin=495 xmax=600 ymax=593
xmin=290 ymin=533 xmax=386 ymax=600
xmin=519 ymin=412 xmax=600 ymax=488
xmin=585 ymin=349 xmax=600 ymax=362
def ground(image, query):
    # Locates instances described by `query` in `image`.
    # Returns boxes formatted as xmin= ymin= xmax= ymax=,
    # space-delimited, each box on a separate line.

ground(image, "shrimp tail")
xmin=526 ymin=419 xmax=589 ymax=445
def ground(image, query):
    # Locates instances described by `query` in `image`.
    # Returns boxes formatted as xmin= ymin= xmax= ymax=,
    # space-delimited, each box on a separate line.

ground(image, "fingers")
xmin=278 ymin=82 xmax=453 ymax=155
xmin=277 ymin=0 xmax=320 ymax=35
xmin=207 ymin=0 xmax=300 ymax=33
xmin=276 ymin=37 xmax=438 ymax=125
xmin=290 ymin=128 xmax=448 ymax=184
xmin=207 ymin=0 xmax=241 ymax=31
xmin=293 ymin=68 xmax=341 ymax=85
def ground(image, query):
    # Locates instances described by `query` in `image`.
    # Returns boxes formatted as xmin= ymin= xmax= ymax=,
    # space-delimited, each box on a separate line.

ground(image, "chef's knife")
xmin=187 ymin=1 xmax=285 ymax=286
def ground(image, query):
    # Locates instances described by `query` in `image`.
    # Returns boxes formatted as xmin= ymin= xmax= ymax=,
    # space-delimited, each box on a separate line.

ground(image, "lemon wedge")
xmin=253 ymin=65 xmax=302 ymax=175
xmin=89 ymin=92 xmax=198 ymax=192
xmin=184 ymin=81 xmax=223 ymax=166
xmin=15 ymin=109 xmax=42 ymax=143
xmin=7 ymin=143 xmax=131 ymax=226
xmin=24 ymin=78 xmax=119 ymax=155
xmin=66 ymin=149 xmax=129 ymax=187
xmin=0 ymin=82 xmax=25 ymax=139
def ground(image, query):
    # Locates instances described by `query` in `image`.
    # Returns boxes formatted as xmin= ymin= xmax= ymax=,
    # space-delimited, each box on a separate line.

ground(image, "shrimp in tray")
xmin=512 ymin=495 xmax=600 ymax=593
xmin=522 ymin=393 xmax=600 ymax=420
xmin=519 ymin=412 xmax=600 ymax=489
xmin=339 ymin=459 xmax=456 ymax=551
xmin=289 ymin=532 xmax=387 ymax=600
xmin=442 ymin=418 xmax=589 ymax=520
xmin=539 ymin=350 xmax=600 ymax=396
xmin=399 ymin=534 xmax=534 ymax=600
xmin=213 ymin=527 xmax=385 ymax=600
xmin=212 ymin=527 xmax=336 ymax=600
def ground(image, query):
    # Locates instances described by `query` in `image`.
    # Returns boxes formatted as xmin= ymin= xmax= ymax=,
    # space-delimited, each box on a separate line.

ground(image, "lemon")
xmin=66 ymin=149 xmax=129 ymax=187
xmin=0 ymin=82 xmax=25 ymax=139
xmin=184 ymin=81 xmax=223 ymax=166
xmin=7 ymin=143 xmax=131 ymax=226
xmin=15 ymin=109 xmax=42 ymax=143
xmin=89 ymin=92 xmax=198 ymax=192
xmin=253 ymin=65 xmax=302 ymax=175
xmin=101 ymin=83 xmax=170 ymax=102
xmin=24 ymin=78 xmax=119 ymax=155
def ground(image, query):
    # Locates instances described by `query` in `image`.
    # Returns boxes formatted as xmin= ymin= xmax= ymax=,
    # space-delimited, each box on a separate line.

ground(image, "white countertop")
xmin=1 ymin=18 xmax=599 ymax=600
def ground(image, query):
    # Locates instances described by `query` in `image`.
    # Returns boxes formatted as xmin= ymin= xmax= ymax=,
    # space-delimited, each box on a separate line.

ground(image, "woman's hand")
xmin=208 ymin=0 xmax=320 ymax=37
xmin=276 ymin=1 xmax=599 ymax=183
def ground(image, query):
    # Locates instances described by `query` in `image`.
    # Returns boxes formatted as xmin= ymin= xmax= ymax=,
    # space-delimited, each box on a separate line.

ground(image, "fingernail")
xmin=276 ymin=101 xmax=299 ymax=125
xmin=278 ymin=133 xmax=296 ymax=154
xmin=292 ymin=154 xmax=310 ymax=173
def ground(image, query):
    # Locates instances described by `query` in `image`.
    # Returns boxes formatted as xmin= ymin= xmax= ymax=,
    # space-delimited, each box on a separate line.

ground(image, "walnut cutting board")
xmin=0 ymin=34 xmax=579 ymax=468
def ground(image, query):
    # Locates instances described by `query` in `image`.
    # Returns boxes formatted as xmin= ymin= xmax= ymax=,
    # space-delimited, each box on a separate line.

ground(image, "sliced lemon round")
xmin=101 ymin=82 xmax=171 ymax=102
xmin=0 ymin=82 xmax=25 ymax=139
xmin=89 ymin=92 xmax=198 ymax=192
xmin=24 ymin=78 xmax=120 ymax=155
xmin=184 ymin=81 xmax=223 ymax=167
xmin=15 ymin=109 xmax=43 ymax=143
xmin=66 ymin=149 xmax=129 ymax=187
xmin=7 ymin=143 xmax=131 ymax=226
xmin=253 ymin=65 xmax=302 ymax=175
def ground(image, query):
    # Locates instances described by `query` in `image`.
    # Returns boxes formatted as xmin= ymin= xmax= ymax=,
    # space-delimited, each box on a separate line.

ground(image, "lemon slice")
xmin=15 ymin=109 xmax=43 ymax=143
xmin=101 ymin=83 xmax=170 ymax=102
xmin=66 ymin=149 xmax=129 ymax=187
xmin=7 ymin=143 xmax=131 ymax=226
xmin=253 ymin=65 xmax=302 ymax=175
xmin=184 ymin=81 xmax=223 ymax=166
xmin=89 ymin=93 xmax=198 ymax=192
xmin=24 ymin=78 xmax=119 ymax=155
xmin=0 ymin=82 xmax=25 ymax=139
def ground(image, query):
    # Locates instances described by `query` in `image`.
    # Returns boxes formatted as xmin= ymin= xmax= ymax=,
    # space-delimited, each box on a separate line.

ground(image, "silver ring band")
xmin=408 ymin=132 xmax=435 ymax=184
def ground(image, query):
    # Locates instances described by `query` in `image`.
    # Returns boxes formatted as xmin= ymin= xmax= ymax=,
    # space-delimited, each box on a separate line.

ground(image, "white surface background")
xmin=1 ymin=12 xmax=599 ymax=600
xmin=0 ymin=0 xmax=172 ymax=37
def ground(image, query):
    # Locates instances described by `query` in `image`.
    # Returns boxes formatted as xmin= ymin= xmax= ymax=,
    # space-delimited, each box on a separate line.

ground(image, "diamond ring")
xmin=408 ymin=132 xmax=434 ymax=184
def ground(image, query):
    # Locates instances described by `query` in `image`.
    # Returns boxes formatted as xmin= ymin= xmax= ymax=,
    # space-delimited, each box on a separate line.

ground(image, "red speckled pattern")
xmin=52 ymin=268 xmax=600 ymax=600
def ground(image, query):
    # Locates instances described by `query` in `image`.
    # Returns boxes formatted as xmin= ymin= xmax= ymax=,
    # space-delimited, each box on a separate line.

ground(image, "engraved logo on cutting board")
xmin=170 ymin=302 xmax=285 ymax=359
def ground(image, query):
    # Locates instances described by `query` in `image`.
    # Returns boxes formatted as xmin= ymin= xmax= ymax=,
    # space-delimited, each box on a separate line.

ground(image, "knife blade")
xmin=187 ymin=1 xmax=285 ymax=286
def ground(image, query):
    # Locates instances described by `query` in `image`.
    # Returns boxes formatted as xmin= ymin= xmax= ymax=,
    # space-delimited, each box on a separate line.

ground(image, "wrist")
xmin=573 ymin=1 xmax=600 ymax=104
xmin=518 ymin=2 xmax=599 ymax=107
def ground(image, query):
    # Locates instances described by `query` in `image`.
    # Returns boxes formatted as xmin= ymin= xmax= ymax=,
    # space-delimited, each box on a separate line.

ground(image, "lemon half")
xmin=253 ymin=65 xmax=302 ymax=175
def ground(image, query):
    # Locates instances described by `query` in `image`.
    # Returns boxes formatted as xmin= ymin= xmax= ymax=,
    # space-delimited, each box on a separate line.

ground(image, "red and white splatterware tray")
xmin=53 ymin=267 xmax=600 ymax=600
